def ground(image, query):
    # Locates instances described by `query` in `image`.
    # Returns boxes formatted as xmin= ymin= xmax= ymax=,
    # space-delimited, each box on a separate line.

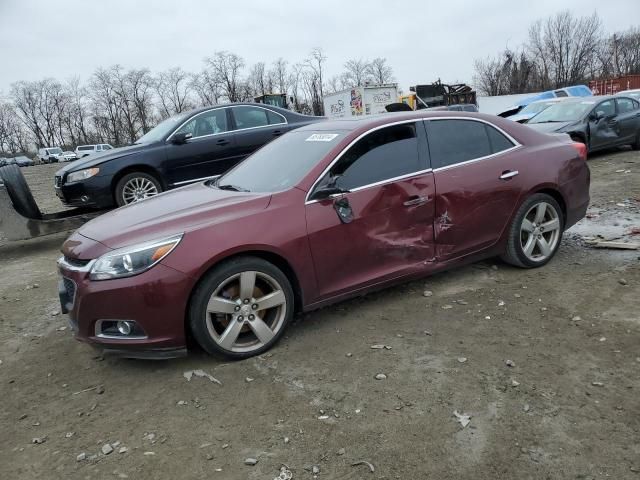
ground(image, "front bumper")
xmin=54 ymin=174 xmax=114 ymax=209
xmin=58 ymin=257 xmax=194 ymax=358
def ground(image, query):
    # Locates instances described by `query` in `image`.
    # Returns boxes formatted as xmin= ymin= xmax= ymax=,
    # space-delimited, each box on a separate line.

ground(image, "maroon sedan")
xmin=58 ymin=112 xmax=590 ymax=359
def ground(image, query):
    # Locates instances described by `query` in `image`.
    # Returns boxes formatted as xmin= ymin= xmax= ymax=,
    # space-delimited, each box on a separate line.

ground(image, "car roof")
xmin=616 ymin=89 xmax=640 ymax=94
xmin=296 ymin=110 xmax=517 ymax=133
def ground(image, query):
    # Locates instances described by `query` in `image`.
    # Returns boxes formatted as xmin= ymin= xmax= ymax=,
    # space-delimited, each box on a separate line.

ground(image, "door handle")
xmin=216 ymin=139 xmax=230 ymax=146
xmin=272 ymin=130 xmax=283 ymax=136
xmin=499 ymin=170 xmax=519 ymax=180
xmin=403 ymin=195 xmax=429 ymax=207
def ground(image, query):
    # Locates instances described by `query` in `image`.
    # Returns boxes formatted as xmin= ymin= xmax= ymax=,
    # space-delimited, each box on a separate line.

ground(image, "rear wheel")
xmin=501 ymin=193 xmax=563 ymax=268
xmin=114 ymin=171 xmax=162 ymax=206
xmin=189 ymin=257 xmax=294 ymax=359
xmin=0 ymin=164 xmax=41 ymax=219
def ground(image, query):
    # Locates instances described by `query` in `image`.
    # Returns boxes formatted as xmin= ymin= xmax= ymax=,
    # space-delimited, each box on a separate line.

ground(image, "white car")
xmin=61 ymin=151 xmax=78 ymax=162
xmin=615 ymin=89 xmax=640 ymax=101
xmin=38 ymin=147 xmax=64 ymax=163
xmin=74 ymin=144 xmax=114 ymax=158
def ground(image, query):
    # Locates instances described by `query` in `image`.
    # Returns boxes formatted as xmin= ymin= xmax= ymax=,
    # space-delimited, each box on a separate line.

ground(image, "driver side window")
xmin=175 ymin=109 xmax=229 ymax=138
xmin=325 ymin=123 xmax=420 ymax=191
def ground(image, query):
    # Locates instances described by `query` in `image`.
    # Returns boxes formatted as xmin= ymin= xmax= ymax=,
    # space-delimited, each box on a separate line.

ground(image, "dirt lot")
xmin=1 ymin=151 xmax=639 ymax=480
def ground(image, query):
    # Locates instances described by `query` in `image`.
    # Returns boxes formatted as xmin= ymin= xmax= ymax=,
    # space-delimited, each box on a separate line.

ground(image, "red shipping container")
xmin=589 ymin=75 xmax=640 ymax=95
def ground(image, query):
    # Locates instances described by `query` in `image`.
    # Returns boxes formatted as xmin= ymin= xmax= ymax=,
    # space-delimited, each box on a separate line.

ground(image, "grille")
xmin=64 ymin=256 xmax=90 ymax=268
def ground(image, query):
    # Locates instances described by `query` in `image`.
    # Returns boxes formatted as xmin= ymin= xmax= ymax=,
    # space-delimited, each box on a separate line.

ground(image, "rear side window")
xmin=78 ymin=146 xmax=94 ymax=151
xmin=330 ymin=123 xmax=420 ymax=190
xmin=233 ymin=106 xmax=270 ymax=129
xmin=616 ymin=97 xmax=636 ymax=113
xmin=427 ymin=120 xmax=491 ymax=168
xmin=267 ymin=110 xmax=286 ymax=125
xmin=485 ymin=125 xmax=515 ymax=153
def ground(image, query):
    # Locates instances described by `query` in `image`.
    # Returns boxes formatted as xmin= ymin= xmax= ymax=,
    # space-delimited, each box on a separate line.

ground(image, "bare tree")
xmin=248 ymin=62 xmax=268 ymax=97
xmin=528 ymin=11 xmax=602 ymax=88
xmin=190 ymin=69 xmax=222 ymax=107
xmin=366 ymin=57 xmax=394 ymax=84
xmin=303 ymin=48 xmax=327 ymax=115
xmin=205 ymin=51 xmax=245 ymax=102
xmin=343 ymin=58 xmax=371 ymax=87
xmin=270 ymin=58 xmax=288 ymax=94
xmin=155 ymin=67 xmax=193 ymax=118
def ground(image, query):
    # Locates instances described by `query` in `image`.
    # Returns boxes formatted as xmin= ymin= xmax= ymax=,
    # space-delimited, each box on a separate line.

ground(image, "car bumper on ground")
xmin=55 ymin=174 xmax=114 ymax=209
xmin=57 ymin=257 xmax=194 ymax=358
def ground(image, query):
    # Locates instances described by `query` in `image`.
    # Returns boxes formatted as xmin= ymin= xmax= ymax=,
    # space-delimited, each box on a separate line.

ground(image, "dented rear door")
xmin=425 ymin=118 xmax=523 ymax=261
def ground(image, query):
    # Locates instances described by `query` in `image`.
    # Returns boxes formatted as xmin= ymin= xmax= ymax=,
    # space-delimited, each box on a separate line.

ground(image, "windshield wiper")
xmin=217 ymin=183 xmax=250 ymax=192
xmin=532 ymin=120 xmax=564 ymax=124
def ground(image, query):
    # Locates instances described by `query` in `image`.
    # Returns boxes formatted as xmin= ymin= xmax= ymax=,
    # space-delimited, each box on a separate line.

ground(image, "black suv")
xmin=55 ymin=104 xmax=322 ymax=208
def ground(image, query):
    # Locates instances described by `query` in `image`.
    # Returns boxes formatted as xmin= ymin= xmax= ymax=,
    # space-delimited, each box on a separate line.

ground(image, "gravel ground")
xmin=1 ymin=148 xmax=639 ymax=480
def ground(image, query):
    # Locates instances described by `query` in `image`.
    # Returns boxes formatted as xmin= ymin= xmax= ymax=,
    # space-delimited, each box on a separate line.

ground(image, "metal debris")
xmin=592 ymin=241 xmax=639 ymax=250
xmin=351 ymin=460 xmax=375 ymax=473
xmin=453 ymin=410 xmax=471 ymax=428
xmin=245 ymin=457 xmax=258 ymax=466
xmin=183 ymin=369 xmax=222 ymax=385
xmin=457 ymin=357 xmax=467 ymax=363
xmin=505 ymin=359 xmax=515 ymax=367
xmin=423 ymin=290 xmax=433 ymax=297
xmin=374 ymin=373 xmax=387 ymax=380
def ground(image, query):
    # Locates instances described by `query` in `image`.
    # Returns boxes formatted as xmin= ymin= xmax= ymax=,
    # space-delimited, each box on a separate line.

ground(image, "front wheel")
xmin=189 ymin=257 xmax=294 ymax=359
xmin=114 ymin=171 xmax=162 ymax=206
xmin=501 ymin=193 xmax=564 ymax=268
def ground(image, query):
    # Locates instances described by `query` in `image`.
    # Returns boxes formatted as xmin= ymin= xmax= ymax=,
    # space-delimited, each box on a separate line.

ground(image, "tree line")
xmin=474 ymin=11 xmax=640 ymax=96
xmin=0 ymin=51 xmax=394 ymax=155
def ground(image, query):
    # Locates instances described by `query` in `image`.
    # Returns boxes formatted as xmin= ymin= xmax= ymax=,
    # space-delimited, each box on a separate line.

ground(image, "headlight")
xmin=89 ymin=234 xmax=183 ymax=280
xmin=66 ymin=167 xmax=99 ymax=183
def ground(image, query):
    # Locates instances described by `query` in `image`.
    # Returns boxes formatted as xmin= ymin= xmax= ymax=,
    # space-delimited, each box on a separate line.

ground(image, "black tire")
xmin=0 ymin=164 xmax=41 ymax=219
xmin=501 ymin=193 xmax=564 ymax=268
xmin=114 ymin=171 xmax=162 ymax=207
xmin=189 ymin=256 xmax=294 ymax=360
xmin=631 ymin=132 xmax=640 ymax=151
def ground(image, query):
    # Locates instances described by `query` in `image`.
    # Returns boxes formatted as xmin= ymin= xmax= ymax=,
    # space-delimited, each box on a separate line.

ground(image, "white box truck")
xmin=323 ymin=84 xmax=398 ymax=119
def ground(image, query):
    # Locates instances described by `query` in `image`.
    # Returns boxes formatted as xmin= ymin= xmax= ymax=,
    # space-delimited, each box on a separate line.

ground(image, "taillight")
xmin=571 ymin=142 xmax=587 ymax=161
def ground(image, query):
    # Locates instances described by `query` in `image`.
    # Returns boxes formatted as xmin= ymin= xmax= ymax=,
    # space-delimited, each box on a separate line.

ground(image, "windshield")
xmin=529 ymin=101 xmax=593 ymax=123
xmin=520 ymin=101 xmax=557 ymax=115
xmin=136 ymin=112 xmax=191 ymax=144
xmin=49 ymin=147 xmax=62 ymax=154
xmin=218 ymin=130 xmax=347 ymax=193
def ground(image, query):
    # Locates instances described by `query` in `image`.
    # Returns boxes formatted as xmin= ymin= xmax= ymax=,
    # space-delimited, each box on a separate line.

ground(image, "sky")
xmin=0 ymin=0 xmax=638 ymax=97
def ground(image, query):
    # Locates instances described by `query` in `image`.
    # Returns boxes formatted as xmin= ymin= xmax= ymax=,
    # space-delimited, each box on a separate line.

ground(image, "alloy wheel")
xmin=121 ymin=177 xmax=159 ymax=204
xmin=520 ymin=202 xmax=561 ymax=262
xmin=204 ymin=271 xmax=287 ymax=353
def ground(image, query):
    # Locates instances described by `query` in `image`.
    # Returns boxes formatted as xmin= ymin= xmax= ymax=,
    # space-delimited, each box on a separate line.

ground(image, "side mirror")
xmin=171 ymin=132 xmax=192 ymax=144
xmin=310 ymin=185 xmax=347 ymax=201
xmin=591 ymin=111 xmax=604 ymax=122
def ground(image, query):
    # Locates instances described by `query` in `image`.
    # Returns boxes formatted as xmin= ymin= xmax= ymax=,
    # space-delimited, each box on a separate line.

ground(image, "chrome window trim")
xmin=166 ymin=106 xmax=229 ymax=142
xmin=424 ymin=116 xmax=522 ymax=171
xmin=230 ymin=105 xmax=288 ymax=132
xmin=304 ymin=115 xmax=523 ymax=204
xmin=304 ymin=118 xmax=424 ymax=204
xmin=57 ymin=256 xmax=96 ymax=272
xmin=171 ymin=174 xmax=220 ymax=186
xmin=305 ymin=168 xmax=433 ymax=205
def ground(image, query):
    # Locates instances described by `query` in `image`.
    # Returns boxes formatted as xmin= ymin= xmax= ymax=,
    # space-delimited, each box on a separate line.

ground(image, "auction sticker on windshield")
xmin=306 ymin=133 xmax=339 ymax=142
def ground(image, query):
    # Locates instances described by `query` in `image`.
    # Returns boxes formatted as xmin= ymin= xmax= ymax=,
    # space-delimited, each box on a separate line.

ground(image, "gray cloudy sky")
xmin=0 ymin=0 xmax=638 ymax=96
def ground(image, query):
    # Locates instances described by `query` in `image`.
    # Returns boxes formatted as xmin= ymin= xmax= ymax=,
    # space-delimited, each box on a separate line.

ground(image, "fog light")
xmin=117 ymin=321 xmax=133 ymax=335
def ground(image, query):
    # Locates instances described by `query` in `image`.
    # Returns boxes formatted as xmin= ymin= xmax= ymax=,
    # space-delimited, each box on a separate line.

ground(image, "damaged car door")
xmin=614 ymin=97 xmax=640 ymax=144
xmin=305 ymin=121 xmax=435 ymax=299
xmin=588 ymin=99 xmax=619 ymax=151
xmin=426 ymin=118 xmax=523 ymax=261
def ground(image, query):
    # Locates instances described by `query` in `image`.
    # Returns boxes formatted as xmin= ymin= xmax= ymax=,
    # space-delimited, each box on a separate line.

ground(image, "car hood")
xmin=507 ymin=113 xmax=535 ymax=123
xmin=78 ymin=182 xmax=272 ymax=250
xmin=526 ymin=121 xmax=575 ymax=133
xmin=55 ymin=143 xmax=152 ymax=175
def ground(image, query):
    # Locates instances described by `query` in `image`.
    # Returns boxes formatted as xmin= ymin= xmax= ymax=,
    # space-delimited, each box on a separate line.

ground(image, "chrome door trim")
xmin=304 ymin=115 xmax=523 ymax=204
xmin=499 ymin=170 xmax=519 ymax=180
xmin=171 ymin=174 xmax=221 ymax=187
